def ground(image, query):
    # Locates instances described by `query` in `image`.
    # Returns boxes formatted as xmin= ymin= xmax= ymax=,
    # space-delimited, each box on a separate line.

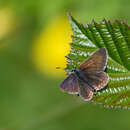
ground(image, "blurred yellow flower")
xmin=32 ymin=16 xmax=72 ymax=78
xmin=0 ymin=7 xmax=14 ymax=40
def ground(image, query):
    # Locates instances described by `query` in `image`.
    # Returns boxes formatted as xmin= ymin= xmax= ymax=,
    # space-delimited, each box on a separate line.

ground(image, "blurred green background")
xmin=0 ymin=0 xmax=130 ymax=130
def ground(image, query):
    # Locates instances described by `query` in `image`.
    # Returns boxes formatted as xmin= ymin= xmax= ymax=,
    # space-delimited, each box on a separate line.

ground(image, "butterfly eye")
xmin=71 ymin=69 xmax=76 ymax=72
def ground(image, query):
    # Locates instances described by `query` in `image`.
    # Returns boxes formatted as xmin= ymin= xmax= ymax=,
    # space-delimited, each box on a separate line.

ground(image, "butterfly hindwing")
xmin=82 ymin=71 xmax=109 ymax=91
xmin=78 ymin=80 xmax=93 ymax=101
xmin=60 ymin=74 xmax=79 ymax=94
xmin=78 ymin=48 xmax=107 ymax=72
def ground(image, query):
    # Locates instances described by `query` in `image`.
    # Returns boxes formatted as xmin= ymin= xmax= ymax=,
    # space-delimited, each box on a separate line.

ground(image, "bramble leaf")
xmin=66 ymin=12 xmax=130 ymax=109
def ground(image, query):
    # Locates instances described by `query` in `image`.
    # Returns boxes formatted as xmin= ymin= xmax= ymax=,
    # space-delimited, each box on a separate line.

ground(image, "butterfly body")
xmin=73 ymin=69 xmax=96 ymax=92
xmin=60 ymin=48 xmax=109 ymax=101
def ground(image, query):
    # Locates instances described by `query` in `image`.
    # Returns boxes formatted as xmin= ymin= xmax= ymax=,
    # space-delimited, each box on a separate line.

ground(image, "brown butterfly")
xmin=60 ymin=48 xmax=109 ymax=101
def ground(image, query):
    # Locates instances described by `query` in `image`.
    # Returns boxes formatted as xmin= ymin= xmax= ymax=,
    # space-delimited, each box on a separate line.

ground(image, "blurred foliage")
xmin=0 ymin=0 xmax=130 ymax=130
xmin=32 ymin=16 xmax=72 ymax=77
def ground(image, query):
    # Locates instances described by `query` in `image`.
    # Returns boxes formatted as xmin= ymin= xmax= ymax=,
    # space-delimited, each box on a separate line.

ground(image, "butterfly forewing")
xmin=60 ymin=74 xmax=79 ymax=94
xmin=78 ymin=48 xmax=107 ymax=72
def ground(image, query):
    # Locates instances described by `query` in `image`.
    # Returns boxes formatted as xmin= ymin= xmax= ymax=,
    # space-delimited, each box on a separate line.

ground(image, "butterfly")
xmin=60 ymin=48 xmax=109 ymax=101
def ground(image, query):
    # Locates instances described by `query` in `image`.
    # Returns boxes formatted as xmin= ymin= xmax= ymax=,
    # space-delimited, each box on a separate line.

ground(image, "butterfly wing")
xmin=78 ymin=80 xmax=93 ymax=101
xmin=78 ymin=48 xmax=107 ymax=72
xmin=60 ymin=74 xmax=79 ymax=94
xmin=83 ymin=71 xmax=109 ymax=91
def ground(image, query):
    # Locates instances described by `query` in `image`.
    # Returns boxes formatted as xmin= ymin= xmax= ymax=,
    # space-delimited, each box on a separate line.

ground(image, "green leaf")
xmin=66 ymin=12 xmax=130 ymax=109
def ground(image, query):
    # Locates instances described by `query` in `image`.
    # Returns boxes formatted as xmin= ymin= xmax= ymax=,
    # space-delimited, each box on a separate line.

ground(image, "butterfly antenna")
xmin=56 ymin=67 xmax=65 ymax=70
